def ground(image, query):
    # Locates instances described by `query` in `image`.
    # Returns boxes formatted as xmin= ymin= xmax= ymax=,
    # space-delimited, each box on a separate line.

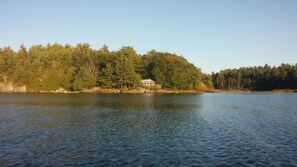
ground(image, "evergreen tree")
xmin=98 ymin=63 xmax=116 ymax=88
xmin=73 ymin=66 xmax=97 ymax=91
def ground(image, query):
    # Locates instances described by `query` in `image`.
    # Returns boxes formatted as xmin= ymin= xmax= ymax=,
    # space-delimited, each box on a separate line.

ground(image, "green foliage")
xmin=202 ymin=74 xmax=214 ymax=89
xmin=98 ymin=63 xmax=116 ymax=88
xmin=114 ymin=51 xmax=141 ymax=88
xmin=143 ymin=51 xmax=202 ymax=90
xmin=61 ymin=67 xmax=75 ymax=90
xmin=2 ymin=43 xmax=296 ymax=91
xmin=27 ymin=78 xmax=42 ymax=91
xmin=43 ymin=71 xmax=61 ymax=91
xmin=73 ymin=66 xmax=97 ymax=91
xmin=0 ymin=43 xmax=208 ymax=91
xmin=212 ymin=64 xmax=297 ymax=90
xmin=197 ymin=82 xmax=208 ymax=91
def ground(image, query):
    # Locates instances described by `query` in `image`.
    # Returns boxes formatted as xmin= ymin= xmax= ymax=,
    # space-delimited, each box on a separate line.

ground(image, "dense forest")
xmin=211 ymin=64 xmax=297 ymax=90
xmin=0 ymin=44 xmax=211 ymax=91
xmin=1 ymin=44 xmax=296 ymax=92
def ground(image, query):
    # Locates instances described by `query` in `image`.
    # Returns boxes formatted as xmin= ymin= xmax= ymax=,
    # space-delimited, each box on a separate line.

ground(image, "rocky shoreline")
xmin=0 ymin=82 xmax=27 ymax=93
xmin=80 ymin=87 xmax=201 ymax=94
xmin=0 ymin=83 xmax=201 ymax=94
xmin=2 ymin=83 xmax=296 ymax=94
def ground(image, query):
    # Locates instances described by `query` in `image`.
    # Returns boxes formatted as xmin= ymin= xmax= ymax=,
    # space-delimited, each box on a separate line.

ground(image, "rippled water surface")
xmin=1 ymin=93 xmax=297 ymax=166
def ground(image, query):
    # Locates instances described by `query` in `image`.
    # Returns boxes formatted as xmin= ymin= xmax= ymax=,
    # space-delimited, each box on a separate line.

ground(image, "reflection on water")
xmin=0 ymin=93 xmax=297 ymax=166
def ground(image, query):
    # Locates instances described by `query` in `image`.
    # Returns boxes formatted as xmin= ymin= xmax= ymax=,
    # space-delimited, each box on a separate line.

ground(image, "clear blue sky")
xmin=0 ymin=0 xmax=296 ymax=73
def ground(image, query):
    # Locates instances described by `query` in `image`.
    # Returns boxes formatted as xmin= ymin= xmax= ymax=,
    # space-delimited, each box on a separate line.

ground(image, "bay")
xmin=1 ymin=93 xmax=297 ymax=166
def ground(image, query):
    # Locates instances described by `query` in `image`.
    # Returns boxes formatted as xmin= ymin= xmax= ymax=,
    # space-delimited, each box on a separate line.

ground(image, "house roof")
xmin=141 ymin=79 xmax=155 ymax=82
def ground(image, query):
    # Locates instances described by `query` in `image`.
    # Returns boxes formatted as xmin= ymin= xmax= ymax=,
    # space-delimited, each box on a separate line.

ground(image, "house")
xmin=141 ymin=79 xmax=161 ymax=88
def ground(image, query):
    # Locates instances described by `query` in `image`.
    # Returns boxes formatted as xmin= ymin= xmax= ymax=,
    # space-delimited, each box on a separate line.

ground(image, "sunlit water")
xmin=1 ymin=93 xmax=297 ymax=166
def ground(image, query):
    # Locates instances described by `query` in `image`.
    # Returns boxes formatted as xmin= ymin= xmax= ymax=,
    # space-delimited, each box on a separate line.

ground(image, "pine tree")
xmin=73 ymin=66 xmax=97 ymax=91
xmin=98 ymin=63 xmax=116 ymax=88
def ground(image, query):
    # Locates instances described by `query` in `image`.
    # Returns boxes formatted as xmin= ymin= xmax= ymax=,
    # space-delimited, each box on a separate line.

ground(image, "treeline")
xmin=212 ymin=64 xmax=297 ymax=90
xmin=1 ymin=43 xmax=296 ymax=92
xmin=0 ymin=44 xmax=209 ymax=91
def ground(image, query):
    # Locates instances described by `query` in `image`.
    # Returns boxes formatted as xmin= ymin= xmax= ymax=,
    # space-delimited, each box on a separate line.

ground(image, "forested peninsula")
xmin=0 ymin=43 xmax=296 ymax=93
xmin=0 ymin=44 xmax=210 ymax=93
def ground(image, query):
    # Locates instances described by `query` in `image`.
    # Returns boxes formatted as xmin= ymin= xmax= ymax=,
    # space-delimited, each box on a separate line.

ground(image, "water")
xmin=1 ymin=93 xmax=297 ymax=166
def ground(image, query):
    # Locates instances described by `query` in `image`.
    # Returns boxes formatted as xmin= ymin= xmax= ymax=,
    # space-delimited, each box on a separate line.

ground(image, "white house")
xmin=141 ymin=79 xmax=161 ymax=88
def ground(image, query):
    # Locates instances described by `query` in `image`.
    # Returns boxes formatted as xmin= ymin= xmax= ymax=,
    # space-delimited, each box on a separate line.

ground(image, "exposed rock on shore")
xmin=0 ymin=83 xmax=199 ymax=94
xmin=54 ymin=87 xmax=67 ymax=93
xmin=79 ymin=87 xmax=199 ymax=94
xmin=80 ymin=87 xmax=120 ymax=93
xmin=0 ymin=82 xmax=27 ymax=93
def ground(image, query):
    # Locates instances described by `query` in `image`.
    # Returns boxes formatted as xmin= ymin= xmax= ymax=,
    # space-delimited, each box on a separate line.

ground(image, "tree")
xmin=212 ymin=64 xmax=297 ymax=90
xmin=98 ymin=63 xmax=116 ymax=88
xmin=73 ymin=66 xmax=97 ymax=91
xmin=114 ymin=50 xmax=140 ymax=88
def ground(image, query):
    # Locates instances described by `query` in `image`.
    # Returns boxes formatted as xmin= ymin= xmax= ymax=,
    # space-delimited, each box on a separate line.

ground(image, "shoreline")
xmin=0 ymin=87 xmax=297 ymax=94
xmin=211 ymin=89 xmax=297 ymax=93
xmin=0 ymin=87 xmax=204 ymax=94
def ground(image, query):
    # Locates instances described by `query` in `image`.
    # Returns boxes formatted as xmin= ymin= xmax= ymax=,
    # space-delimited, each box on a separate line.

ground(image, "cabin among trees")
xmin=141 ymin=79 xmax=161 ymax=88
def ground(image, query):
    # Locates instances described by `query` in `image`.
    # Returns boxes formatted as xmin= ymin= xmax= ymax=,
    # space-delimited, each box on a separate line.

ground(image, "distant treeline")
xmin=0 ymin=44 xmax=210 ymax=91
xmin=211 ymin=64 xmax=297 ymax=90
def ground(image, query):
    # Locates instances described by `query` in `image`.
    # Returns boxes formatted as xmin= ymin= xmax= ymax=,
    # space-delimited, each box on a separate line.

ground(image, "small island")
xmin=0 ymin=44 xmax=296 ymax=93
xmin=0 ymin=44 xmax=211 ymax=93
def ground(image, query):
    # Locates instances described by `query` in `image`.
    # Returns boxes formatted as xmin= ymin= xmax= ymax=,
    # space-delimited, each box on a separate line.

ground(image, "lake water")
xmin=1 ymin=93 xmax=297 ymax=166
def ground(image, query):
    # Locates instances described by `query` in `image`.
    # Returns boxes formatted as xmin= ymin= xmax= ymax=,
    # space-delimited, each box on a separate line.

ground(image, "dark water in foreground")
xmin=1 ymin=93 xmax=297 ymax=166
